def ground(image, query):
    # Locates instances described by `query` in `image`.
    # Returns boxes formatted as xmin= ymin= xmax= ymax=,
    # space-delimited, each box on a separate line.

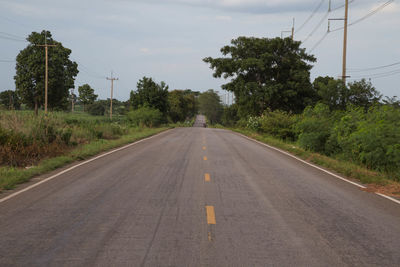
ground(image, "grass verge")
xmin=0 ymin=127 xmax=170 ymax=192
xmin=229 ymin=128 xmax=400 ymax=197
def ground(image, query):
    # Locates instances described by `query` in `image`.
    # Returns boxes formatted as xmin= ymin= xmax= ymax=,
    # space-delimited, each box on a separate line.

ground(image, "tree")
xmin=14 ymin=30 xmax=78 ymax=114
xmin=129 ymin=77 xmax=169 ymax=116
xmin=313 ymin=77 xmax=382 ymax=111
xmin=168 ymin=89 xmax=199 ymax=122
xmin=313 ymin=76 xmax=348 ymax=110
xmin=198 ymin=90 xmax=223 ymax=124
xmin=0 ymin=90 xmax=20 ymax=110
xmin=78 ymin=84 xmax=97 ymax=111
xmin=203 ymin=37 xmax=316 ymax=116
xmin=347 ymin=79 xmax=381 ymax=109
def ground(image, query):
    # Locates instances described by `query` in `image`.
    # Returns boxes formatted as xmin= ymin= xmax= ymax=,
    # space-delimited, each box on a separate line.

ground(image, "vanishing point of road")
xmin=1 ymin=115 xmax=400 ymax=266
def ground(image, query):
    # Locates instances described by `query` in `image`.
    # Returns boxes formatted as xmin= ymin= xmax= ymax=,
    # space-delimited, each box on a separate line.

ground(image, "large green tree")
xmin=168 ymin=89 xmax=199 ymax=122
xmin=203 ymin=37 xmax=316 ymax=116
xmin=78 ymin=84 xmax=97 ymax=111
xmin=198 ymin=89 xmax=223 ymax=124
xmin=129 ymin=77 xmax=169 ymax=116
xmin=313 ymin=76 xmax=382 ymax=110
xmin=14 ymin=30 xmax=78 ymax=114
xmin=0 ymin=90 xmax=20 ymax=110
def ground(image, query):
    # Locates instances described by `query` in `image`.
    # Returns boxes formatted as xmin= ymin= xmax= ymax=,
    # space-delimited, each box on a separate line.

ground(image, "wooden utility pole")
xmin=71 ymin=88 xmax=75 ymax=113
xmin=342 ymin=0 xmax=349 ymax=84
xmin=106 ymin=72 xmax=119 ymax=120
xmin=37 ymin=41 xmax=56 ymax=115
xmin=291 ymin=18 xmax=295 ymax=40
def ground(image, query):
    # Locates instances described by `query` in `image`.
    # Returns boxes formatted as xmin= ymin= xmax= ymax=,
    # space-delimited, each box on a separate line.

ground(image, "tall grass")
xmin=0 ymin=111 xmax=170 ymax=191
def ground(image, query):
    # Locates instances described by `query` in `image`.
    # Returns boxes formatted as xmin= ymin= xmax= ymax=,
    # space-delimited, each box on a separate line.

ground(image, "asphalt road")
xmin=1 ymin=125 xmax=400 ymax=266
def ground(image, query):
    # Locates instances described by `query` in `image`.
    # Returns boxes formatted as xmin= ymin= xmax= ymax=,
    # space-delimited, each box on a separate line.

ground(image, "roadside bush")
xmin=87 ymin=102 xmax=106 ymax=116
xmin=246 ymin=116 xmax=261 ymax=131
xmin=296 ymin=103 xmax=337 ymax=154
xmin=333 ymin=105 xmax=400 ymax=177
xmin=260 ymin=109 xmax=297 ymax=141
xmin=222 ymin=104 xmax=239 ymax=127
xmin=127 ymin=106 xmax=163 ymax=127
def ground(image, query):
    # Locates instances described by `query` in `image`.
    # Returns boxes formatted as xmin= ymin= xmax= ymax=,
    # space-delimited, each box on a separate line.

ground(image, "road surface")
xmin=1 ymin=126 xmax=400 ymax=266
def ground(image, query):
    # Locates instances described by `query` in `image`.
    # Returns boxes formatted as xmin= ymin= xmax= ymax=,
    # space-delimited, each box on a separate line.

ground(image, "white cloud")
xmin=215 ymin=15 xmax=232 ymax=21
xmin=140 ymin=48 xmax=150 ymax=53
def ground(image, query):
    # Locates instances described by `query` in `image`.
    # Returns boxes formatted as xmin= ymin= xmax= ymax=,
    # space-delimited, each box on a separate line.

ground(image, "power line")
xmin=0 ymin=59 xmax=15 ymax=62
xmin=330 ymin=0 xmax=394 ymax=32
xmin=348 ymin=61 xmax=400 ymax=72
xmin=296 ymin=0 xmax=326 ymax=33
xmin=310 ymin=31 xmax=329 ymax=52
xmin=349 ymin=67 xmax=400 ymax=79
xmin=309 ymin=0 xmax=392 ymax=52
xmin=302 ymin=9 xmax=330 ymax=43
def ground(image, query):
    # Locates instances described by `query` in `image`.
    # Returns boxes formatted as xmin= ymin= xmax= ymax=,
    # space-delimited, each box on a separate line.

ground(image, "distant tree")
xmin=383 ymin=96 xmax=400 ymax=108
xmin=78 ymin=84 xmax=97 ymax=111
xmin=14 ymin=30 xmax=78 ymax=114
xmin=203 ymin=37 xmax=316 ymax=116
xmin=313 ymin=76 xmax=348 ymax=110
xmin=313 ymin=77 xmax=382 ymax=111
xmin=129 ymin=77 xmax=169 ymax=116
xmin=198 ymin=89 xmax=223 ymax=124
xmin=87 ymin=101 xmax=105 ymax=116
xmin=0 ymin=90 xmax=20 ymax=110
xmin=168 ymin=89 xmax=199 ymax=122
xmin=347 ymin=79 xmax=381 ymax=109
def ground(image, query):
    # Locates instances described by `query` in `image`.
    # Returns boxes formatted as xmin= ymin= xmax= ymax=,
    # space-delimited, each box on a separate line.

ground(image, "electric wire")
xmin=302 ymin=10 xmax=330 ymax=43
xmin=296 ymin=0 xmax=326 ymax=33
xmin=330 ymin=0 xmax=394 ymax=32
xmin=309 ymin=0 xmax=392 ymax=52
xmin=0 ymin=59 xmax=15 ymax=62
xmin=348 ymin=61 xmax=400 ymax=72
xmin=310 ymin=31 xmax=329 ymax=52
xmin=349 ymin=68 xmax=400 ymax=79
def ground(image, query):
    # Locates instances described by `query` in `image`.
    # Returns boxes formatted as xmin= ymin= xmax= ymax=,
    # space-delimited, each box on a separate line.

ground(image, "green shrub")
xmin=246 ymin=116 xmax=261 ymax=131
xmin=87 ymin=102 xmax=106 ymax=116
xmin=127 ymin=107 xmax=163 ymax=127
xmin=296 ymin=103 xmax=336 ymax=154
xmin=259 ymin=109 xmax=297 ymax=141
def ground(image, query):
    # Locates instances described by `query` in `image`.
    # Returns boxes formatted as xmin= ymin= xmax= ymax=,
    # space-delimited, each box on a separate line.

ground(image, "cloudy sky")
xmin=0 ymin=0 xmax=399 ymax=101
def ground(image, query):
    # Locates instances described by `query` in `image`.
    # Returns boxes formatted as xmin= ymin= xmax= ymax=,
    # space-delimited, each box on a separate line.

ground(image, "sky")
xmin=0 ymin=0 xmax=399 ymax=101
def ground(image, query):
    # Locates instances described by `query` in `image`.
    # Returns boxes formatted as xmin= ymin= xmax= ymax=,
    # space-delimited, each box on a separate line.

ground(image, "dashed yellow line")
xmin=205 ymin=173 xmax=210 ymax=182
xmin=206 ymin=205 xmax=216 ymax=225
xmin=203 ymin=156 xmax=207 ymax=161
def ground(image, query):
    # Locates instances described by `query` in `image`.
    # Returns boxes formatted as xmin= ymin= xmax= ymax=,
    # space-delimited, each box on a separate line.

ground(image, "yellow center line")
xmin=205 ymin=173 xmax=210 ymax=182
xmin=206 ymin=205 xmax=216 ymax=225
xmin=202 ymin=146 xmax=206 ymax=150
xmin=203 ymin=156 xmax=207 ymax=161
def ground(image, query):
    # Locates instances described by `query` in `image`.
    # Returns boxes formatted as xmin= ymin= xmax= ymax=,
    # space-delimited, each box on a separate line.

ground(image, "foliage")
xmin=78 ymin=84 xmax=97 ymax=110
xmin=204 ymin=36 xmax=316 ymax=116
xmin=221 ymin=104 xmax=239 ymax=127
xmin=313 ymin=77 xmax=381 ymax=111
xmin=130 ymin=77 xmax=169 ymax=116
xmin=0 ymin=111 xmax=130 ymax=167
xmin=0 ymin=90 xmax=20 ymax=110
xmin=246 ymin=116 xmax=261 ymax=132
xmin=87 ymin=102 xmax=105 ymax=116
xmin=127 ymin=106 xmax=163 ymax=127
xmin=259 ymin=109 xmax=297 ymax=141
xmin=14 ymin=30 xmax=78 ymax=113
xmin=168 ymin=89 xmax=198 ymax=122
xmin=296 ymin=103 xmax=337 ymax=154
xmin=198 ymin=89 xmax=223 ymax=124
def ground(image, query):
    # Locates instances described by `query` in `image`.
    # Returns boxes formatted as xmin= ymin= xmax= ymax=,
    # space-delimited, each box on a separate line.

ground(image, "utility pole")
xmin=106 ymin=72 xmax=119 ymax=120
xmin=70 ymin=88 xmax=75 ymax=113
xmin=328 ymin=0 xmax=349 ymax=84
xmin=342 ymin=0 xmax=349 ymax=85
xmin=37 ymin=35 xmax=56 ymax=115
xmin=291 ymin=18 xmax=295 ymax=40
